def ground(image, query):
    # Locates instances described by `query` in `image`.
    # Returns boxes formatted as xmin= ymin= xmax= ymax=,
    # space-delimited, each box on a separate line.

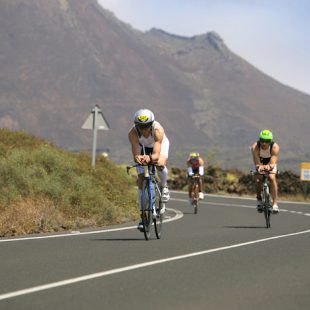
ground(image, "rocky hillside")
xmin=168 ymin=167 xmax=307 ymax=200
xmin=1 ymin=0 xmax=310 ymax=172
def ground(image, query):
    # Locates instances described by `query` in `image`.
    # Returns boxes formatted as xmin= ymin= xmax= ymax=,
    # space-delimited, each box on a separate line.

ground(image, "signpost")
xmin=82 ymin=105 xmax=110 ymax=167
xmin=300 ymin=162 xmax=310 ymax=200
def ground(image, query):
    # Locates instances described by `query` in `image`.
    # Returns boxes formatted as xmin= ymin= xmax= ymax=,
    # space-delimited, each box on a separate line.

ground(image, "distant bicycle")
xmin=127 ymin=163 xmax=164 ymax=240
xmin=252 ymin=170 xmax=277 ymax=228
xmin=189 ymin=174 xmax=200 ymax=214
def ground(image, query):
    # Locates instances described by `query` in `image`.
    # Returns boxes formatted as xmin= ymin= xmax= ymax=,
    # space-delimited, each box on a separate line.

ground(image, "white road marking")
xmin=0 ymin=208 xmax=183 ymax=243
xmin=1 ymin=228 xmax=310 ymax=301
xmin=1 ymin=194 xmax=308 ymax=243
xmin=173 ymin=198 xmax=310 ymax=217
xmin=171 ymin=190 xmax=310 ymax=205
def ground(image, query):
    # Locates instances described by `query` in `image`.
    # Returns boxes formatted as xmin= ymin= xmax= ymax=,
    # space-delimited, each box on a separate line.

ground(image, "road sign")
xmin=82 ymin=105 xmax=110 ymax=167
xmin=300 ymin=162 xmax=310 ymax=181
xmin=82 ymin=106 xmax=110 ymax=130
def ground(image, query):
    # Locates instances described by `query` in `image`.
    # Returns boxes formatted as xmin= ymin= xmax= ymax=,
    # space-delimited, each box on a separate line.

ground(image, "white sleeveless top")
xmin=258 ymin=142 xmax=277 ymax=172
xmin=134 ymin=121 xmax=170 ymax=157
xmin=259 ymin=146 xmax=272 ymax=159
xmin=135 ymin=121 xmax=166 ymax=148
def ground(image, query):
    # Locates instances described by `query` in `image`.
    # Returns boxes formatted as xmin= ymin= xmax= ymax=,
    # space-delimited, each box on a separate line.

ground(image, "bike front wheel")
xmin=154 ymin=183 xmax=163 ymax=239
xmin=141 ymin=183 xmax=153 ymax=240
xmin=263 ymin=188 xmax=271 ymax=228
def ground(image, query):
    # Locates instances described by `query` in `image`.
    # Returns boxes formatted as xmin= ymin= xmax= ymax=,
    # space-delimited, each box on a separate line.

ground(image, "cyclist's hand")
xmin=143 ymin=155 xmax=152 ymax=164
xmin=257 ymin=165 xmax=264 ymax=174
xmin=258 ymin=165 xmax=270 ymax=173
xmin=264 ymin=165 xmax=271 ymax=172
xmin=134 ymin=155 xmax=146 ymax=164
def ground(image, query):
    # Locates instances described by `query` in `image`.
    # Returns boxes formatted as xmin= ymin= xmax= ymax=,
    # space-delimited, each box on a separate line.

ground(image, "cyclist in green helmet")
xmin=251 ymin=129 xmax=280 ymax=213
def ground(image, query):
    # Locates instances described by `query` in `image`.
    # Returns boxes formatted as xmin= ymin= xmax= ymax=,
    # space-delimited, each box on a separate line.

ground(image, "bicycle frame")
xmin=143 ymin=164 xmax=156 ymax=216
xmin=261 ymin=173 xmax=272 ymax=228
xmin=127 ymin=163 xmax=163 ymax=240
xmin=252 ymin=170 xmax=273 ymax=228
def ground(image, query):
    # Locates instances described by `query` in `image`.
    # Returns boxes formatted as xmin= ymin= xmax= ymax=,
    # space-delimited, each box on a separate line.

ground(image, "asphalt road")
xmin=0 ymin=192 xmax=309 ymax=310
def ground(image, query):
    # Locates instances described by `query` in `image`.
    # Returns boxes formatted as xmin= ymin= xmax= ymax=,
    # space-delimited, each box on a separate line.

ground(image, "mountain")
xmin=1 ymin=0 xmax=309 ymax=171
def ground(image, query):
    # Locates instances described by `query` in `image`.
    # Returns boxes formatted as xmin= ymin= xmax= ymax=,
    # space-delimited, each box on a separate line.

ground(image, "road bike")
xmin=252 ymin=171 xmax=276 ymax=228
xmin=127 ymin=163 xmax=164 ymax=240
xmin=189 ymin=174 xmax=200 ymax=214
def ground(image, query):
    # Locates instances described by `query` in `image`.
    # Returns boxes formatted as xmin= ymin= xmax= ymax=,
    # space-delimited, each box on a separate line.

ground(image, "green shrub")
xmin=0 ymin=130 xmax=138 ymax=236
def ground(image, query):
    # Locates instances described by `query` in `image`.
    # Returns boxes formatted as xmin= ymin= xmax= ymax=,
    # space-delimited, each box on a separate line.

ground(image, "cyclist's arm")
xmin=198 ymin=157 xmax=204 ymax=166
xmin=251 ymin=142 xmax=261 ymax=170
xmin=269 ymin=143 xmax=279 ymax=170
xmin=128 ymin=127 xmax=145 ymax=164
xmin=151 ymin=126 xmax=164 ymax=163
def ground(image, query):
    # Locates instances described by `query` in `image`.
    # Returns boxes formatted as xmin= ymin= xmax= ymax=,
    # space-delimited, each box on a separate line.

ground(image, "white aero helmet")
xmin=134 ymin=109 xmax=155 ymax=127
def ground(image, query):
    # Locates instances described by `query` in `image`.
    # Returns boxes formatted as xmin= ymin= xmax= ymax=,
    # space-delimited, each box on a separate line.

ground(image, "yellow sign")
xmin=300 ymin=162 xmax=310 ymax=181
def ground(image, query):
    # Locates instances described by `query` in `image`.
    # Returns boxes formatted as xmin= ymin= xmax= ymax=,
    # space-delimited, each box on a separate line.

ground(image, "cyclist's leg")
xmin=157 ymin=138 xmax=170 ymax=203
xmin=269 ymin=173 xmax=279 ymax=212
xmin=255 ymin=174 xmax=262 ymax=198
xmin=136 ymin=169 xmax=144 ymax=229
xmin=255 ymin=174 xmax=263 ymax=212
xmin=198 ymin=166 xmax=204 ymax=199
xmin=187 ymin=177 xmax=193 ymax=206
xmin=157 ymin=155 xmax=170 ymax=202
xmin=188 ymin=177 xmax=192 ymax=198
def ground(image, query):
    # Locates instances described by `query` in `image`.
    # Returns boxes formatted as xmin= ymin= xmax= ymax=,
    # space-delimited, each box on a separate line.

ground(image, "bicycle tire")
xmin=154 ymin=183 xmax=163 ymax=239
xmin=263 ymin=187 xmax=271 ymax=228
xmin=141 ymin=182 xmax=152 ymax=240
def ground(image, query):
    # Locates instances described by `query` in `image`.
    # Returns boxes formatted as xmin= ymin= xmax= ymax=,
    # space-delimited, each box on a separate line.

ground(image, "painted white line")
xmin=171 ymin=198 xmax=251 ymax=208
xmin=1 ymin=228 xmax=310 ymax=301
xmin=172 ymin=198 xmax=310 ymax=217
xmin=171 ymin=190 xmax=310 ymax=205
xmin=1 ymin=195 xmax=307 ymax=243
xmin=173 ymin=198 xmax=257 ymax=210
xmin=0 ymin=209 xmax=183 ymax=243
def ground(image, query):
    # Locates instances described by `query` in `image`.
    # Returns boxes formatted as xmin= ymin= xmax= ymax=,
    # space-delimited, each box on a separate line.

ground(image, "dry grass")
xmin=0 ymin=197 xmax=65 ymax=236
xmin=0 ymin=129 xmax=139 ymax=237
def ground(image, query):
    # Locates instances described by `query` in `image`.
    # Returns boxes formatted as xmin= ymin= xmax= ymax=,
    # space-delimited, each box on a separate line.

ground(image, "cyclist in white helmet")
xmin=251 ymin=129 xmax=279 ymax=213
xmin=128 ymin=109 xmax=170 ymax=230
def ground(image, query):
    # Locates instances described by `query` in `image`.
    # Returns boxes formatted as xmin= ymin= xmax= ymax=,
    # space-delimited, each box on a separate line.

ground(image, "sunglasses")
xmin=259 ymin=139 xmax=271 ymax=143
xmin=137 ymin=123 xmax=152 ymax=129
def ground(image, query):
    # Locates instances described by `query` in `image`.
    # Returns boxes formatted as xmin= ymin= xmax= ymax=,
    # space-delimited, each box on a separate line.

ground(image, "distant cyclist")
xmin=187 ymin=152 xmax=205 ymax=205
xmin=251 ymin=129 xmax=279 ymax=213
xmin=128 ymin=109 xmax=170 ymax=229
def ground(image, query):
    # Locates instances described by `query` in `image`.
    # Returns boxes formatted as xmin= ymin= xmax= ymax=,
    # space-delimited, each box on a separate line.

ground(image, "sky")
xmin=98 ymin=0 xmax=310 ymax=95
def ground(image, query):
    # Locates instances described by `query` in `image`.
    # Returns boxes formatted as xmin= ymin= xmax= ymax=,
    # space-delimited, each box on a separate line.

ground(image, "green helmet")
xmin=259 ymin=129 xmax=273 ymax=141
xmin=189 ymin=152 xmax=200 ymax=158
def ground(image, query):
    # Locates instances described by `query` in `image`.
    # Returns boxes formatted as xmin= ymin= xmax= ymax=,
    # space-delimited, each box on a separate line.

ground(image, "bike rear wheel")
xmin=141 ymin=182 xmax=153 ymax=240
